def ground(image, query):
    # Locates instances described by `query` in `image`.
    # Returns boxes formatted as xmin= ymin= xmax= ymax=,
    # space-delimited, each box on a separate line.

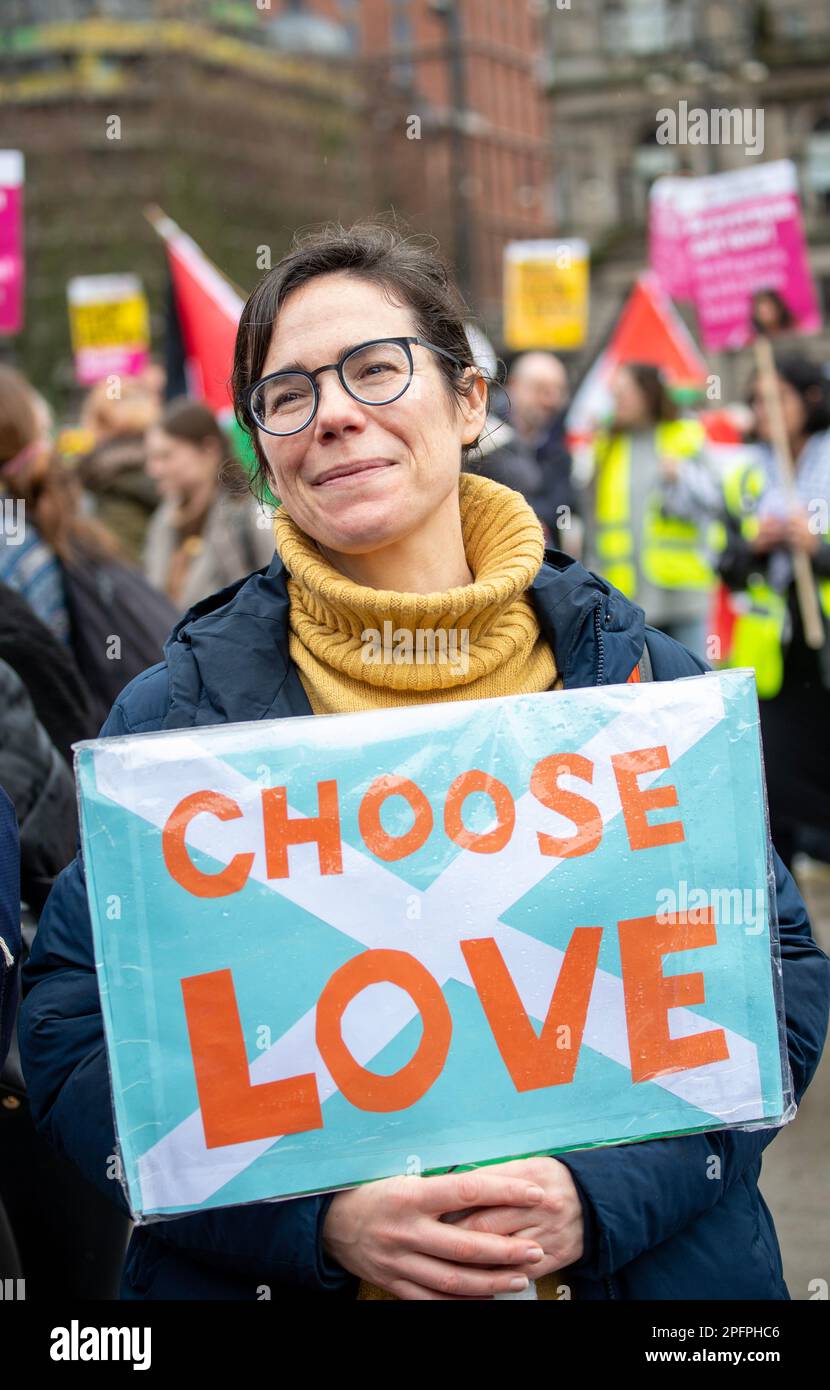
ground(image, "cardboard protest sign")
xmin=649 ymin=162 xmax=820 ymax=352
xmin=503 ymin=239 xmax=589 ymax=351
xmin=76 ymin=671 xmax=790 ymax=1221
xmin=67 ymin=273 xmax=150 ymax=385
xmin=0 ymin=150 xmax=24 ymax=335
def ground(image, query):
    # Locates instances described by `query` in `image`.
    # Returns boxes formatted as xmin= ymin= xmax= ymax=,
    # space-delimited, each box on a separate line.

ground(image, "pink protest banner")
xmin=650 ymin=162 xmax=820 ymax=353
xmin=648 ymin=176 xmax=693 ymax=303
xmin=0 ymin=151 xmax=24 ymax=335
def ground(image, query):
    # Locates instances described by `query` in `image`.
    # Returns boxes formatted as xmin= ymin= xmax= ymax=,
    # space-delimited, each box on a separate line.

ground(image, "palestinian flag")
xmin=566 ymin=274 xmax=708 ymax=445
xmin=147 ymin=207 xmax=257 ymax=475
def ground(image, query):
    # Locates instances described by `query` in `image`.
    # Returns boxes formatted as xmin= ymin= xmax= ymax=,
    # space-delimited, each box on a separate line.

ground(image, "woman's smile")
xmin=312 ymin=458 xmax=399 ymax=488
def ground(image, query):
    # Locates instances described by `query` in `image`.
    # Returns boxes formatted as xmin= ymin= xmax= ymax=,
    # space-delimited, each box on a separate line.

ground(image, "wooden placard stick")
xmin=753 ymin=334 xmax=825 ymax=650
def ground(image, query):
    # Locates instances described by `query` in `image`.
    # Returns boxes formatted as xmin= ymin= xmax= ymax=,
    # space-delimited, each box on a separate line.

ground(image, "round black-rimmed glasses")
xmin=246 ymin=336 xmax=465 ymax=437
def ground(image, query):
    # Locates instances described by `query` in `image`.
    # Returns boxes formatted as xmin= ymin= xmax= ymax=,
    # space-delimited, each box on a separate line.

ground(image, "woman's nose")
xmin=312 ymin=371 xmax=367 ymax=438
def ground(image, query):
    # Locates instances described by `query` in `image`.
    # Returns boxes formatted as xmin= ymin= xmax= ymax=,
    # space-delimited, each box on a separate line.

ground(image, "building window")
xmin=805 ymin=118 xmax=830 ymax=216
xmin=779 ymin=10 xmax=808 ymax=40
xmin=603 ymin=0 xmax=694 ymax=55
xmin=630 ymin=127 xmax=677 ymax=221
xmin=390 ymin=0 xmax=414 ymax=86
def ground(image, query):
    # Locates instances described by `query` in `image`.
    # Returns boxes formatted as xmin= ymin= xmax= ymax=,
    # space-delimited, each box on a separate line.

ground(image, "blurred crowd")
xmin=0 ymin=340 xmax=829 ymax=1293
xmin=0 ymin=362 xmax=277 ymax=1294
xmin=469 ymin=343 xmax=830 ymax=876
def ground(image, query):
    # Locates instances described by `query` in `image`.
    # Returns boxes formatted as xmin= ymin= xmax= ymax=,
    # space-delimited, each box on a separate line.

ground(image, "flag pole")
xmin=143 ymin=206 xmax=249 ymax=301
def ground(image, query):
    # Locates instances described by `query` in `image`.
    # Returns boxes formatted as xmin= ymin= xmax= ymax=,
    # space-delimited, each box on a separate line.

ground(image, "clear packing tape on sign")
xmin=74 ymin=669 xmax=794 ymax=1222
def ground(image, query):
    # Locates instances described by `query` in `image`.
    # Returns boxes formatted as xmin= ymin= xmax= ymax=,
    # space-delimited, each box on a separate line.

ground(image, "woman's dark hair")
xmin=614 ymin=362 xmax=677 ymax=427
xmin=0 ymin=364 xmax=118 ymax=562
xmin=231 ymin=217 xmax=487 ymax=500
xmin=749 ymin=351 xmax=830 ymax=436
xmin=750 ymin=288 xmax=794 ymax=335
xmin=157 ymin=396 xmax=246 ymax=490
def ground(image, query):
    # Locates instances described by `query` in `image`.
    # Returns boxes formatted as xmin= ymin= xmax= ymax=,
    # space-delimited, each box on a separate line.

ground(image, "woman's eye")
xmin=269 ymin=390 xmax=305 ymax=413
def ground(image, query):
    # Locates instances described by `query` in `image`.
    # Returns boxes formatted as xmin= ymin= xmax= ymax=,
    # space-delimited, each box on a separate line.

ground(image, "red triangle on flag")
xmin=606 ymin=274 xmax=706 ymax=384
xmin=567 ymin=274 xmax=707 ymax=440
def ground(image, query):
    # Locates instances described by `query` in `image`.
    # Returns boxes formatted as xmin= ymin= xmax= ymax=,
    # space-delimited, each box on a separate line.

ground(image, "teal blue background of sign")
xmin=76 ymin=673 xmax=787 ymax=1219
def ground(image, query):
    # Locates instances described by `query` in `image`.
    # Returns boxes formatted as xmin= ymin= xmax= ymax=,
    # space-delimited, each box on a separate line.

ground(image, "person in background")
xmin=0 ymin=785 xmax=20 ymax=1290
xmin=587 ymin=363 xmax=720 ymax=660
xmin=0 ymin=365 xmax=75 ymax=643
xmin=0 ymin=367 xmax=177 ymax=728
xmin=719 ymin=353 xmax=830 ymax=871
xmin=0 ymin=581 xmax=95 ymax=767
xmin=78 ymin=378 xmax=160 ymax=567
xmin=750 ymin=288 xmax=795 ymax=340
xmin=0 ymin=790 xmax=19 ymax=1073
xmin=137 ymin=357 xmax=167 ymax=410
xmin=0 ymin=603 xmax=130 ymax=1300
xmin=467 ymin=351 xmax=580 ymax=554
xmin=143 ymin=398 xmax=275 ymax=609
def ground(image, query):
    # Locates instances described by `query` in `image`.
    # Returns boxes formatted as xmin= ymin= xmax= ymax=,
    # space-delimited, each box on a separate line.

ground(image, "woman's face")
xmin=752 ymin=376 xmax=807 ymax=444
xmin=254 ymin=272 xmax=487 ymax=556
xmin=752 ymin=294 xmax=786 ymax=332
xmin=145 ymin=427 xmax=218 ymax=501
xmin=610 ymin=368 xmax=648 ymax=429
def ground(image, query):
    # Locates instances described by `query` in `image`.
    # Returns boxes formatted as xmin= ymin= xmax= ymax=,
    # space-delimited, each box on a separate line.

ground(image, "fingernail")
xmin=526 ymin=1185 xmax=545 ymax=1201
xmin=510 ymin=1277 xmax=529 ymax=1291
xmin=526 ymin=1246 xmax=544 ymax=1263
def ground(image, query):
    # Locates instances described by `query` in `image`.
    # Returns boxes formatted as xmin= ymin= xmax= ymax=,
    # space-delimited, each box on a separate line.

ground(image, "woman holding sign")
xmin=719 ymin=352 xmax=830 ymax=869
xmin=21 ymin=222 xmax=829 ymax=1302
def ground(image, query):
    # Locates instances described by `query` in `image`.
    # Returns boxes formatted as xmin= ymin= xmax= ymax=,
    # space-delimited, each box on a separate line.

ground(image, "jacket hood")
xmin=162 ymin=549 xmax=646 ymax=727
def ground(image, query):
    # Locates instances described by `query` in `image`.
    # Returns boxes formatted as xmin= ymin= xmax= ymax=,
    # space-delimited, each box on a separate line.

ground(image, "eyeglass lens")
xmin=251 ymin=340 xmax=412 ymax=433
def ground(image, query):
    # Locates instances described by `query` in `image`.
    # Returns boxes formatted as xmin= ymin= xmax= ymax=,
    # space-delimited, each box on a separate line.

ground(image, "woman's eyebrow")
xmin=269 ymin=341 xmax=374 ymax=375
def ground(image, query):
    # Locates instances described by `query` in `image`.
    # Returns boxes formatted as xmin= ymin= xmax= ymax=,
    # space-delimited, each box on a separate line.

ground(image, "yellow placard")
xmin=503 ymin=241 xmax=589 ymax=352
xmin=69 ymin=293 xmax=149 ymax=352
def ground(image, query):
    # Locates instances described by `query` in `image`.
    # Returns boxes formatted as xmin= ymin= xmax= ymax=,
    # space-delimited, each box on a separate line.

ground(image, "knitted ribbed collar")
xmin=271 ymin=472 xmax=551 ymax=695
xmin=273 ymin=472 xmax=543 ymax=630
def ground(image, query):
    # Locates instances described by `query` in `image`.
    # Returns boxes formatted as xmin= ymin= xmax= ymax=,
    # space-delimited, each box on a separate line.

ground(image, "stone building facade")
xmin=544 ymin=0 xmax=830 ymax=386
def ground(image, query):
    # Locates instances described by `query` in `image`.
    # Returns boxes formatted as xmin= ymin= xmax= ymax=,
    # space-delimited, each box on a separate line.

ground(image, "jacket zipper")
xmin=593 ymin=604 xmax=606 ymax=685
xmin=604 ymin=1276 xmax=618 ymax=1299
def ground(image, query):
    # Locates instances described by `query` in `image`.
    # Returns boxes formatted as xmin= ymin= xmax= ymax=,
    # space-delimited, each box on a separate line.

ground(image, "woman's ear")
xmin=459 ymin=370 xmax=489 ymax=445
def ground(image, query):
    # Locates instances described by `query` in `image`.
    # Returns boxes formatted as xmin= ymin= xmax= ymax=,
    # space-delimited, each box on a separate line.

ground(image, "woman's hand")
xmin=785 ymin=510 xmax=820 ymax=557
xmin=751 ymin=514 xmax=788 ymax=554
xmin=659 ymin=454 xmax=682 ymax=484
xmin=450 ymin=1157 xmax=584 ymax=1279
xmin=322 ymin=1171 xmax=548 ymax=1300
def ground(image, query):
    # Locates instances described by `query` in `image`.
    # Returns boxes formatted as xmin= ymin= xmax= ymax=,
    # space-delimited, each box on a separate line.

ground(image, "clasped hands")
xmin=751 ymin=510 xmax=820 ymax=556
xmin=322 ymin=1156 xmax=584 ymax=1301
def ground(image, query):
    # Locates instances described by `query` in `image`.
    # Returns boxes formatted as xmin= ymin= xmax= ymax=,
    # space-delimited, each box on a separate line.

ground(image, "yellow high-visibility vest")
xmin=593 ymin=419 xmax=717 ymax=598
xmin=721 ymin=457 xmax=830 ymax=698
